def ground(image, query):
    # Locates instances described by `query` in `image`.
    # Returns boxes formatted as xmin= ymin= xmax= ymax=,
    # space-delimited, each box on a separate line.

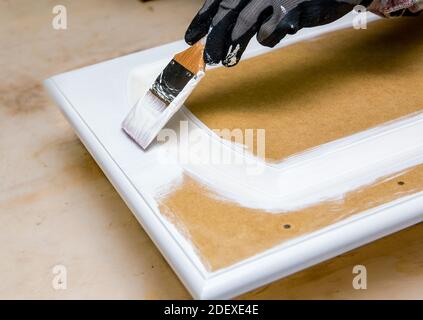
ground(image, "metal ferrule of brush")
xmin=150 ymin=59 xmax=195 ymax=105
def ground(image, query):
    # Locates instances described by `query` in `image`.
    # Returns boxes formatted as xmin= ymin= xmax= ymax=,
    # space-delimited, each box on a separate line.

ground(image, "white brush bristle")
xmin=122 ymin=91 xmax=167 ymax=149
xmin=122 ymin=72 xmax=205 ymax=149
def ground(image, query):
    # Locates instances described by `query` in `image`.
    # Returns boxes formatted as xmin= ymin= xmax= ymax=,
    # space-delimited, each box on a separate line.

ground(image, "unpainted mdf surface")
xmin=158 ymin=17 xmax=423 ymax=271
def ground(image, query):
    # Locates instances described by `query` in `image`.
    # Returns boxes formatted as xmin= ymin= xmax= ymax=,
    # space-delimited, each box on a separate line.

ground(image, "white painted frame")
xmin=44 ymin=13 xmax=423 ymax=299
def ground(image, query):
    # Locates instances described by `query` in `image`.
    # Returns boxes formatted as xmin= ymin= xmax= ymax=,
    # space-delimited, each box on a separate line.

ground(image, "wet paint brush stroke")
xmin=128 ymin=65 xmax=423 ymax=212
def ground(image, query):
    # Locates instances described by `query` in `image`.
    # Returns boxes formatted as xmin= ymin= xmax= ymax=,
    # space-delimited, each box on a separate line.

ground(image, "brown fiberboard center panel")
xmin=186 ymin=17 xmax=423 ymax=161
xmin=159 ymin=17 xmax=423 ymax=271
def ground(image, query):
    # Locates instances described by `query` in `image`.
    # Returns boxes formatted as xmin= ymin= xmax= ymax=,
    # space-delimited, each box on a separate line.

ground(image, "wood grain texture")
xmin=0 ymin=0 xmax=422 ymax=299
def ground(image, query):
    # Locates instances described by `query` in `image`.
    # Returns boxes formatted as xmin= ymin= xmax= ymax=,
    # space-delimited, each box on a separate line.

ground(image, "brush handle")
xmin=174 ymin=39 xmax=206 ymax=75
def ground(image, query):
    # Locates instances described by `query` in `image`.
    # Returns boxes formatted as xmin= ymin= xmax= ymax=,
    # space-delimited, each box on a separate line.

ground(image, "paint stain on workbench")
xmin=0 ymin=80 xmax=47 ymax=115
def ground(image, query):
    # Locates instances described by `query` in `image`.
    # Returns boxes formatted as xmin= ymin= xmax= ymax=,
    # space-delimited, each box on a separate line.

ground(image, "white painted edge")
xmin=44 ymin=13 xmax=423 ymax=299
xmin=44 ymin=79 xmax=207 ymax=298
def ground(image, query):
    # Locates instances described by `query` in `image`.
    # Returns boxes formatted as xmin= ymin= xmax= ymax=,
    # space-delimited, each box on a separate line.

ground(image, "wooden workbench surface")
xmin=0 ymin=0 xmax=422 ymax=299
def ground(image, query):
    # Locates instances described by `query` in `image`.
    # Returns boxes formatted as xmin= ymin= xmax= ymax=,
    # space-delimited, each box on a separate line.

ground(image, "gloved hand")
xmin=185 ymin=0 xmax=364 ymax=67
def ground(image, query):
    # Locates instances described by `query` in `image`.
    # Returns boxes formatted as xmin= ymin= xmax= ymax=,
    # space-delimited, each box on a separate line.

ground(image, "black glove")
xmin=185 ymin=0 xmax=363 ymax=67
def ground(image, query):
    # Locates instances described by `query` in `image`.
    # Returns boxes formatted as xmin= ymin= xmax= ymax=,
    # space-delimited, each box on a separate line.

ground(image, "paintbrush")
xmin=122 ymin=39 xmax=206 ymax=149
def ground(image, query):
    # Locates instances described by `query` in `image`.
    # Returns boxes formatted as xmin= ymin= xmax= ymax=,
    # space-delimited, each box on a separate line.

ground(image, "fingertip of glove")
xmin=259 ymin=33 xmax=287 ymax=48
xmin=203 ymin=38 xmax=225 ymax=65
xmin=222 ymin=58 xmax=240 ymax=68
xmin=258 ymin=37 xmax=279 ymax=48
xmin=185 ymin=26 xmax=201 ymax=45
xmin=203 ymin=50 xmax=221 ymax=65
xmin=184 ymin=32 xmax=194 ymax=46
xmin=222 ymin=49 xmax=241 ymax=67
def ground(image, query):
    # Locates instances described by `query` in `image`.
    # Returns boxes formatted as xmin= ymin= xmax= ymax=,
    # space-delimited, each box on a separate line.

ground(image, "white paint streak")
xmin=123 ymin=59 xmax=205 ymax=149
xmin=129 ymin=65 xmax=423 ymax=213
